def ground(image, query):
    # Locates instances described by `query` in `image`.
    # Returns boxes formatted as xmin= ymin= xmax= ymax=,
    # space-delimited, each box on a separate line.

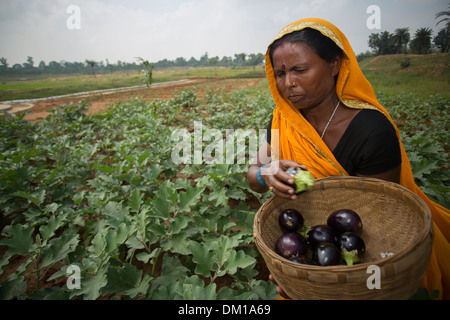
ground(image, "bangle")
xmin=257 ymin=164 xmax=269 ymax=187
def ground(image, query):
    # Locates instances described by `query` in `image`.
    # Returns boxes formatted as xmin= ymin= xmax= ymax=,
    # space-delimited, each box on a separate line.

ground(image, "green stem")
xmin=341 ymin=248 xmax=358 ymax=266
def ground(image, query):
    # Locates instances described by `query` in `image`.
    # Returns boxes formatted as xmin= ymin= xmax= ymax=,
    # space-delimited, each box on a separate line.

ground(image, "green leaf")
xmin=105 ymin=223 xmax=133 ymax=254
xmin=39 ymin=212 xmax=68 ymax=241
xmin=179 ymin=186 xmax=205 ymax=212
xmin=160 ymin=232 xmax=191 ymax=255
xmin=217 ymin=286 xmax=253 ymax=300
xmin=410 ymin=288 xmax=440 ymax=300
xmin=40 ymin=232 xmax=80 ymax=268
xmin=249 ymin=279 xmax=279 ymax=300
xmin=130 ymin=188 xmax=143 ymax=213
xmin=226 ymin=187 xmax=247 ymax=200
xmin=105 ymin=263 xmax=151 ymax=299
xmin=0 ymin=224 xmax=34 ymax=256
xmin=208 ymin=187 xmax=228 ymax=207
xmin=0 ymin=277 xmax=27 ymax=300
xmin=0 ymin=255 xmax=11 ymax=276
xmin=102 ymin=202 xmax=130 ymax=228
xmin=181 ymin=275 xmax=217 ymax=300
xmin=148 ymin=254 xmax=189 ymax=299
xmin=28 ymin=287 xmax=72 ymax=300
xmin=224 ymin=250 xmax=256 ymax=275
xmin=71 ymin=266 xmax=108 ymax=300
xmin=89 ymin=228 xmax=107 ymax=257
xmin=150 ymin=194 xmax=169 ymax=219
xmin=8 ymin=189 xmax=46 ymax=207
xmin=96 ymin=164 xmax=114 ymax=174
xmin=212 ymin=236 xmax=232 ymax=268
xmin=137 ymin=151 xmax=152 ymax=165
xmin=169 ymin=215 xmax=192 ymax=235
xmin=188 ymin=241 xmax=215 ymax=277
xmin=44 ymin=202 xmax=60 ymax=214
xmin=135 ymin=248 xmax=159 ymax=263
xmin=412 ymin=159 xmax=438 ymax=179
xmin=150 ymin=285 xmax=171 ymax=300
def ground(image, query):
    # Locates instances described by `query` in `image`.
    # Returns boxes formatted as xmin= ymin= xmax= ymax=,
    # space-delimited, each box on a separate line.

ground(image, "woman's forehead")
xmin=272 ymin=42 xmax=318 ymax=67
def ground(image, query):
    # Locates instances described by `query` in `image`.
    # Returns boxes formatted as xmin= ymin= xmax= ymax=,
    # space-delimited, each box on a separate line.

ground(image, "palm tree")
xmin=393 ymin=27 xmax=410 ymax=53
xmin=435 ymin=3 xmax=450 ymax=53
xmin=410 ymin=28 xmax=433 ymax=54
xmin=85 ymin=59 xmax=97 ymax=77
xmin=368 ymin=31 xmax=396 ymax=55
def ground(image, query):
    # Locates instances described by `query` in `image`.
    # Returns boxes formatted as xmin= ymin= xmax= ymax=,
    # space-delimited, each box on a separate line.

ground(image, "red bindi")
xmin=281 ymin=64 xmax=286 ymax=70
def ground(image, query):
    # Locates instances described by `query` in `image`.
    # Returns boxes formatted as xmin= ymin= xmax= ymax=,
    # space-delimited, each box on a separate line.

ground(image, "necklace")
xmin=320 ymin=101 xmax=340 ymax=139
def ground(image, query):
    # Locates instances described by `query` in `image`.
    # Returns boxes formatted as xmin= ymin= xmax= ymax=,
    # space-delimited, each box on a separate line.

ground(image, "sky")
xmin=0 ymin=0 xmax=447 ymax=66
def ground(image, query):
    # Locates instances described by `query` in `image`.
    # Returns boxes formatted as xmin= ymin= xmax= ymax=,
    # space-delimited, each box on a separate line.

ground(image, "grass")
xmin=359 ymin=53 xmax=450 ymax=99
xmin=0 ymin=66 xmax=266 ymax=102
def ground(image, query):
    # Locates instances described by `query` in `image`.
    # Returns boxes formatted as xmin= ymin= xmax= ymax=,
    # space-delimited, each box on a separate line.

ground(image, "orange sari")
xmin=266 ymin=18 xmax=450 ymax=299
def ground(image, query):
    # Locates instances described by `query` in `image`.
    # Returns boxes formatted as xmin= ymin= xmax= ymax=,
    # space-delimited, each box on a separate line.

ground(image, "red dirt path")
xmin=5 ymin=78 xmax=264 ymax=122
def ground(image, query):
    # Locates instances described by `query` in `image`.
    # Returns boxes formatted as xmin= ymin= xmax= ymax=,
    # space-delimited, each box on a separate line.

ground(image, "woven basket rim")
xmin=253 ymin=176 xmax=433 ymax=272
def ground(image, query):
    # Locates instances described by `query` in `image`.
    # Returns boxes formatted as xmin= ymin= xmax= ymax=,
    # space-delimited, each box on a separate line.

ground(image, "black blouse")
xmin=266 ymin=109 xmax=402 ymax=175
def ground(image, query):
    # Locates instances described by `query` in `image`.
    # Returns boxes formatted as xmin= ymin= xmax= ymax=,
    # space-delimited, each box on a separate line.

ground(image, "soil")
xmin=2 ymin=77 xmax=265 ymax=122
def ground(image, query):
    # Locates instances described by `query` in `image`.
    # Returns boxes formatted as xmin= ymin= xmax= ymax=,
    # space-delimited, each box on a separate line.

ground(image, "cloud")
xmin=0 ymin=0 xmax=447 ymax=66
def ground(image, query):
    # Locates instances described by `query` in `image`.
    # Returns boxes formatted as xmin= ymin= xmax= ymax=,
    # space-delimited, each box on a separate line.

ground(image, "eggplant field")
xmin=0 ymin=85 xmax=449 ymax=300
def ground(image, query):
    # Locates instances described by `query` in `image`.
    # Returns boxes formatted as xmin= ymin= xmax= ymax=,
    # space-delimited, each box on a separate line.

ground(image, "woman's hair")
xmin=269 ymin=28 xmax=343 ymax=65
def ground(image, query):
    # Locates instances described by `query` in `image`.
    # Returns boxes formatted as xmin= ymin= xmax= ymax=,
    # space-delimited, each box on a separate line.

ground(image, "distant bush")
xmin=398 ymin=57 xmax=411 ymax=69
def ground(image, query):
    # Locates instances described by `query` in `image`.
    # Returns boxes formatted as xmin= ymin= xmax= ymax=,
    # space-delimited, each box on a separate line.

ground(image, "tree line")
xmin=357 ymin=5 xmax=449 ymax=60
xmin=0 ymin=52 xmax=264 ymax=77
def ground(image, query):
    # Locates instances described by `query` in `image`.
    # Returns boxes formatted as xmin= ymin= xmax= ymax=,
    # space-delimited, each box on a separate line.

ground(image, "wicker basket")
xmin=253 ymin=176 xmax=433 ymax=300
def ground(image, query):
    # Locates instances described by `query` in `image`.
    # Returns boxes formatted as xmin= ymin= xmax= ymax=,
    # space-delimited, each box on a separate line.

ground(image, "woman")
xmin=248 ymin=18 xmax=449 ymax=299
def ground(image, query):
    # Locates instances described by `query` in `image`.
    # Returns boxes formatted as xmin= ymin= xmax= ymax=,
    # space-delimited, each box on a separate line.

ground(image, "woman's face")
xmin=272 ymin=41 xmax=341 ymax=110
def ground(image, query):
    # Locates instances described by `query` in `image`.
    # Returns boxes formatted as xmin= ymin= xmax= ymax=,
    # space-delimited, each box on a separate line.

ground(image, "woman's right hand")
xmin=261 ymin=160 xmax=307 ymax=200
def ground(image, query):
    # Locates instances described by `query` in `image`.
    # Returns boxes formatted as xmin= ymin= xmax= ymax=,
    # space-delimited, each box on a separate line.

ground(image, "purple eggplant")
xmin=284 ymin=167 xmax=315 ymax=194
xmin=290 ymin=255 xmax=316 ymax=265
xmin=312 ymin=242 xmax=342 ymax=266
xmin=338 ymin=232 xmax=366 ymax=266
xmin=278 ymin=208 xmax=304 ymax=233
xmin=327 ymin=209 xmax=363 ymax=235
xmin=275 ymin=232 xmax=307 ymax=259
xmin=306 ymin=224 xmax=337 ymax=247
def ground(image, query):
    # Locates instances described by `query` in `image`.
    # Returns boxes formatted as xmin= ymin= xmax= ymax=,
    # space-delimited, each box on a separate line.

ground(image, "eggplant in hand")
xmin=284 ymin=167 xmax=315 ymax=194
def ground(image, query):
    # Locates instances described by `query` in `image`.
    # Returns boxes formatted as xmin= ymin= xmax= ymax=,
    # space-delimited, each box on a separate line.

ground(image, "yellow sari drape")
xmin=266 ymin=18 xmax=450 ymax=299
